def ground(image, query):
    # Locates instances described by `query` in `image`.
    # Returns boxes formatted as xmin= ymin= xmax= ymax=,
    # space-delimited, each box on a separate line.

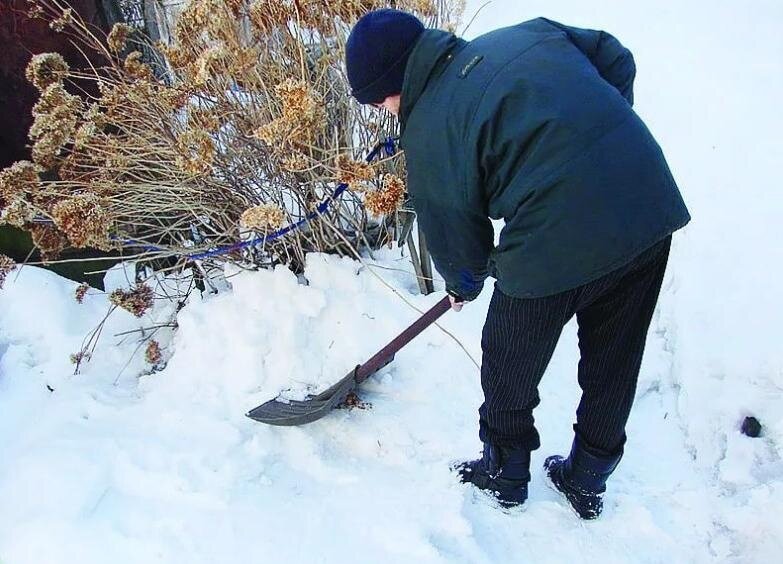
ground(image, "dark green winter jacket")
xmin=399 ymin=18 xmax=691 ymax=300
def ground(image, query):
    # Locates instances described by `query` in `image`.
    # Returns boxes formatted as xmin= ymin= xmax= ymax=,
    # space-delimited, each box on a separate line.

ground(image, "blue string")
xmin=116 ymin=137 xmax=398 ymax=261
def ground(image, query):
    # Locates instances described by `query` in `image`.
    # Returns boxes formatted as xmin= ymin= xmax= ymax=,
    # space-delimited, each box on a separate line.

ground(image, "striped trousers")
xmin=478 ymin=237 xmax=671 ymax=456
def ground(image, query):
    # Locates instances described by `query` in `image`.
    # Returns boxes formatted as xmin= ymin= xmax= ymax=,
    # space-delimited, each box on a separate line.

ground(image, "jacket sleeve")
xmin=542 ymin=18 xmax=636 ymax=105
xmin=410 ymin=195 xmax=493 ymax=301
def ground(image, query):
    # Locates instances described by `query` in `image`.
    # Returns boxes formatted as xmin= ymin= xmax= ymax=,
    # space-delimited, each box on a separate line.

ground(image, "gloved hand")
xmin=448 ymin=291 xmax=465 ymax=312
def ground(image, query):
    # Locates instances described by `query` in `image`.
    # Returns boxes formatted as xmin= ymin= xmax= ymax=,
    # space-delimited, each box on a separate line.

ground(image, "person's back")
xmin=400 ymin=18 xmax=690 ymax=299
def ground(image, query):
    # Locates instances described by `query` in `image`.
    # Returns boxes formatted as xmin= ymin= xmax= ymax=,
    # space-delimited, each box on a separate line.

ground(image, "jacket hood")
xmin=399 ymin=29 xmax=467 ymax=131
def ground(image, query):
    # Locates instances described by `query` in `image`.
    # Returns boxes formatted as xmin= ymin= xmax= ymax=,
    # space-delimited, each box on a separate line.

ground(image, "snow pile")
xmin=1 ymin=0 xmax=782 ymax=562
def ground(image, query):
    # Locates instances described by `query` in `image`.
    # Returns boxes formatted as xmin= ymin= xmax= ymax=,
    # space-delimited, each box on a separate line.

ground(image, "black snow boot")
xmin=455 ymin=443 xmax=530 ymax=508
xmin=544 ymin=435 xmax=622 ymax=520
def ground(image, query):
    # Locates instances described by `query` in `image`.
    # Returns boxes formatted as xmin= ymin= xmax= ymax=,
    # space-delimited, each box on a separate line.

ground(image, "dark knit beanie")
xmin=346 ymin=9 xmax=425 ymax=105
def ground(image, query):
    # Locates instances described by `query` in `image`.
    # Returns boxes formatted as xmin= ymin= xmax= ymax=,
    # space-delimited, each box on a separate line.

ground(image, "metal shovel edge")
xmin=246 ymin=296 xmax=451 ymax=426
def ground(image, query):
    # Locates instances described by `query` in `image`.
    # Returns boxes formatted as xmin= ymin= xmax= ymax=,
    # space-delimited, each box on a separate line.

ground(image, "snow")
xmin=2 ymin=1 xmax=782 ymax=562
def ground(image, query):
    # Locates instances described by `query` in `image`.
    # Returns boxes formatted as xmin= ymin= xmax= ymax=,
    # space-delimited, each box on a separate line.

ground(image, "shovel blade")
xmin=246 ymin=369 xmax=358 ymax=426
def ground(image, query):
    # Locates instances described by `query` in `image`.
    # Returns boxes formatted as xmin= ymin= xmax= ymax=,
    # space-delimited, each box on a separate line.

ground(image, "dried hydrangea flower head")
xmin=107 ymin=23 xmax=133 ymax=53
xmin=51 ymin=193 xmax=112 ymax=250
xmin=195 ymin=44 xmax=231 ymax=84
xmin=69 ymin=350 xmax=91 ymax=364
xmin=0 ymin=254 xmax=16 ymax=290
xmin=74 ymin=282 xmax=90 ymax=304
xmin=110 ymin=284 xmax=155 ymax=317
xmin=282 ymin=151 xmax=310 ymax=172
xmin=254 ymin=79 xmax=324 ymax=148
xmin=29 ymin=83 xmax=83 ymax=168
xmin=175 ymin=130 xmax=216 ymax=176
xmin=240 ymin=204 xmax=286 ymax=231
xmin=364 ymin=174 xmax=406 ymax=216
xmin=0 ymin=199 xmax=36 ymax=228
xmin=335 ymin=155 xmax=375 ymax=190
xmin=124 ymin=51 xmax=153 ymax=81
xmin=25 ymin=53 xmax=69 ymax=91
xmin=248 ymin=0 xmax=290 ymax=36
xmin=0 ymin=161 xmax=40 ymax=202
xmin=30 ymin=223 xmax=69 ymax=261
xmin=49 ymin=7 xmax=73 ymax=32
xmin=145 ymin=340 xmax=163 ymax=365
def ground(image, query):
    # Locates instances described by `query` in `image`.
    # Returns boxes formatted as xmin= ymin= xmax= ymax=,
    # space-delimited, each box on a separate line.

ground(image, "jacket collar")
xmin=399 ymin=29 xmax=467 ymax=133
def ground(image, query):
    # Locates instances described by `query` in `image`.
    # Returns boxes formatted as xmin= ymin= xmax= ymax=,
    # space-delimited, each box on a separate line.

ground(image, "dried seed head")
xmin=195 ymin=44 xmax=230 ymax=83
xmin=25 ymin=53 xmax=69 ymax=91
xmin=0 ymin=199 xmax=36 ymax=227
xmin=175 ymin=0 xmax=237 ymax=44
xmin=50 ymin=193 xmax=112 ymax=250
xmin=364 ymin=174 xmax=406 ymax=216
xmin=282 ymin=151 xmax=310 ymax=172
xmin=27 ymin=2 xmax=44 ymax=19
xmin=254 ymin=118 xmax=287 ymax=147
xmin=158 ymin=42 xmax=191 ymax=69
xmin=124 ymin=51 xmax=153 ymax=81
xmin=255 ymin=79 xmax=324 ymax=148
xmin=240 ymin=204 xmax=286 ymax=231
xmin=0 ymin=254 xmax=16 ymax=290
xmin=188 ymin=107 xmax=221 ymax=131
xmin=248 ymin=0 xmax=290 ymax=36
xmin=107 ymin=23 xmax=133 ymax=52
xmin=30 ymin=223 xmax=69 ymax=261
xmin=70 ymin=350 xmax=91 ymax=364
xmin=175 ymin=130 xmax=216 ymax=176
xmin=276 ymin=78 xmax=320 ymax=123
xmin=50 ymin=7 xmax=73 ymax=32
xmin=109 ymin=284 xmax=155 ymax=317
xmin=29 ymin=83 xmax=83 ymax=168
xmin=145 ymin=339 xmax=163 ymax=365
xmin=74 ymin=282 xmax=89 ymax=303
xmin=0 ymin=161 xmax=39 ymax=201
xmin=335 ymin=155 xmax=375 ymax=189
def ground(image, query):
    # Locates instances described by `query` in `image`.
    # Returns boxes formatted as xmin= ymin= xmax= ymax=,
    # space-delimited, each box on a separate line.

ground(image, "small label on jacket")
xmin=459 ymin=55 xmax=484 ymax=78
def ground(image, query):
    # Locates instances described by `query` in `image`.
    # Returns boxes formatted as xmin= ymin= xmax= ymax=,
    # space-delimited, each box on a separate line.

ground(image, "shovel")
xmin=246 ymin=296 xmax=451 ymax=426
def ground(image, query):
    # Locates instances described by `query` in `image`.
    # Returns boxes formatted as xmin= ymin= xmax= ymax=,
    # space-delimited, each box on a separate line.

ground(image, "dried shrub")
xmin=5 ymin=0 xmax=463 ymax=275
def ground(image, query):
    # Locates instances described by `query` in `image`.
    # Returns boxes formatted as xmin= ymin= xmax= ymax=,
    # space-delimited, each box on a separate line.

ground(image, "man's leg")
xmin=574 ymin=237 xmax=671 ymax=454
xmin=457 ymin=285 xmax=574 ymax=506
xmin=544 ymin=237 xmax=671 ymax=519
xmin=478 ymin=285 xmax=575 ymax=451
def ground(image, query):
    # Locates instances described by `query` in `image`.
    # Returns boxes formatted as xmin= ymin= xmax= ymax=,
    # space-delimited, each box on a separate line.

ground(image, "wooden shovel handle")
xmin=355 ymin=296 xmax=452 ymax=384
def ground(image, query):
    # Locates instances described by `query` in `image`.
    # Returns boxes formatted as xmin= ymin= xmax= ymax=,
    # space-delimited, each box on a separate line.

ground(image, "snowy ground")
xmin=2 ymin=1 xmax=782 ymax=563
